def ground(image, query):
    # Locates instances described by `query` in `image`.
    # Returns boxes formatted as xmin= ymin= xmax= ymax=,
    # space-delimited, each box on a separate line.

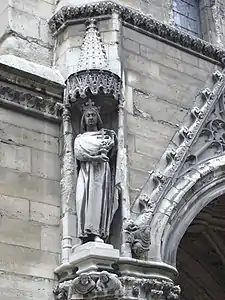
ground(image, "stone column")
xmin=56 ymin=100 xmax=76 ymax=267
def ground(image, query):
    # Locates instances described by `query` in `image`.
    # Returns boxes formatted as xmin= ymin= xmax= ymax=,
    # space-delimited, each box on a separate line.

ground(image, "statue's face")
xmin=80 ymin=275 xmax=89 ymax=286
xmin=100 ymin=273 xmax=109 ymax=283
xmin=84 ymin=109 xmax=98 ymax=126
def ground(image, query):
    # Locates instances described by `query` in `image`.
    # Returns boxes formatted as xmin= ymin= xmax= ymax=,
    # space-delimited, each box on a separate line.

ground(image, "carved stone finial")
xmin=201 ymin=88 xmax=213 ymax=100
xmin=77 ymin=18 xmax=109 ymax=72
xmin=213 ymin=70 xmax=223 ymax=82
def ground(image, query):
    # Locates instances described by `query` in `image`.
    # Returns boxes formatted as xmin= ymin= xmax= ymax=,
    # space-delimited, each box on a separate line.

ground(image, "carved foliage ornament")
xmin=49 ymin=1 xmax=225 ymax=65
xmin=0 ymin=84 xmax=61 ymax=122
xmin=54 ymin=275 xmax=180 ymax=300
xmin=121 ymin=277 xmax=181 ymax=300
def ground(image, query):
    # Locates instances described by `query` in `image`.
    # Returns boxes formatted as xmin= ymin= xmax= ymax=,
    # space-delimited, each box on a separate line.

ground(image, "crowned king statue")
xmin=74 ymin=99 xmax=119 ymax=243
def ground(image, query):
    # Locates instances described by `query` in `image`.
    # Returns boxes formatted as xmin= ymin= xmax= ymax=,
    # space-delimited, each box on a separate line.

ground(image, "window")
xmin=173 ymin=0 xmax=201 ymax=37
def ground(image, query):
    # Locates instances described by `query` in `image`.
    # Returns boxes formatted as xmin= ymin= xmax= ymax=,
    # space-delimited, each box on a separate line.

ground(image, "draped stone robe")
xmin=74 ymin=129 xmax=118 ymax=240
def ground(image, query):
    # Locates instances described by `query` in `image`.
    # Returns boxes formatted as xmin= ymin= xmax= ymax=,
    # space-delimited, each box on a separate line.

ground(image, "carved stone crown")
xmin=81 ymin=99 xmax=100 ymax=113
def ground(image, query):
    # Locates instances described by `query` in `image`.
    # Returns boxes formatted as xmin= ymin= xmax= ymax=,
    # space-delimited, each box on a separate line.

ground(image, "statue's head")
xmin=80 ymin=273 xmax=90 ymax=286
xmin=80 ymin=99 xmax=103 ymax=132
xmin=99 ymin=271 xmax=109 ymax=284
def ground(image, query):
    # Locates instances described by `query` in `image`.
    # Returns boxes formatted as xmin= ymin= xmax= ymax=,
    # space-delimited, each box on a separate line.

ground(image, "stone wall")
xmin=0 ymin=0 xmax=55 ymax=66
xmin=0 ymin=107 xmax=60 ymax=299
xmin=121 ymin=25 xmax=220 ymax=206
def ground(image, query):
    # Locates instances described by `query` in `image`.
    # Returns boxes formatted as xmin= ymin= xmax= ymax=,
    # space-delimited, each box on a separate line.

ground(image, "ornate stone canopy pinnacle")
xmin=77 ymin=18 xmax=109 ymax=72
xmin=65 ymin=18 xmax=121 ymax=106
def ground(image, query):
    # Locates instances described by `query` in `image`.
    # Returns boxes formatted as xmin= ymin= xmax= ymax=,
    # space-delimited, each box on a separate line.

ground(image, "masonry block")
xmin=0 ymin=217 xmax=41 ymax=249
xmin=0 ymin=194 xmax=29 ymax=220
xmin=41 ymin=225 xmax=60 ymax=253
xmin=0 ymin=142 xmax=31 ymax=172
xmin=0 ymin=167 xmax=60 ymax=206
xmin=0 ymin=121 xmax=58 ymax=154
xmin=0 ymin=242 xmax=59 ymax=279
xmin=31 ymin=149 xmax=60 ymax=181
xmin=30 ymin=201 xmax=60 ymax=226
xmin=133 ymin=90 xmax=187 ymax=126
xmin=0 ymin=272 xmax=55 ymax=300
xmin=0 ymin=108 xmax=59 ymax=137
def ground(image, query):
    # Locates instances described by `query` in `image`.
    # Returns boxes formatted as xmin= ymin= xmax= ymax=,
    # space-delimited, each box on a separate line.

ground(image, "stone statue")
xmin=68 ymin=273 xmax=96 ymax=298
xmin=74 ymin=99 xmax=119 ymax=243
xmin=96 ymin=271 xmax=122 ymax=293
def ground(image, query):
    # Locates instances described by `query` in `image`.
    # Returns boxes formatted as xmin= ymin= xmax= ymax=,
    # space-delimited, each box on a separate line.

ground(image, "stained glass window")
xmin=173 ymin=0 xmax=201 ymax=37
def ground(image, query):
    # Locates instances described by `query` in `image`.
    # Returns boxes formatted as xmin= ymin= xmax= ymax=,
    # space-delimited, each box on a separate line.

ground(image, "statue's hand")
xmin=91 ymin=153 xmax=109 ymax=162
xmin=100 ymin=153 xmax=109 ymax=162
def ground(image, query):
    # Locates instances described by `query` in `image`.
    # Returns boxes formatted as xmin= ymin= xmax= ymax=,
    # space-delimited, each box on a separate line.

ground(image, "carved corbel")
xmin=65 ymin=271 xmax=122 ymax=299
xmin=96 ymin=271 xmax=122 ymax=294
xmin=68 ymin=273 xmax=96 ymax=298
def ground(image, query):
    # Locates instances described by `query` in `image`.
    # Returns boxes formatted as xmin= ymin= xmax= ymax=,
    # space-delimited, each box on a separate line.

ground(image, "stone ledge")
xmin=48 ymin=1 xmax=225 ymax=65
xmin=0 ymin=55 xmax=64 ymax=122
xmin=0 ymin=55 xmax=64 ymax=86
xmin=118 ymin=257 xmax=178 ymax=280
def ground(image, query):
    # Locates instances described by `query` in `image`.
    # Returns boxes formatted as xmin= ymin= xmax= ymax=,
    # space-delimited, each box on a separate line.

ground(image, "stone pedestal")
xmin=70 ymin=242 xmax=120 ymax=274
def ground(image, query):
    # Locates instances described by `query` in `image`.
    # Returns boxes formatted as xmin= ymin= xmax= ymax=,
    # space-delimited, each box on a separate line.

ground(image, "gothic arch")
xmin=149 ymin=154 xmax=225 ymax=266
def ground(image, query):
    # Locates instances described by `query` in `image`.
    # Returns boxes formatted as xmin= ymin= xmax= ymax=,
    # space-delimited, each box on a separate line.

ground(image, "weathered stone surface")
xmin=11 ymin=0 xmax=54 ymax=19
xmin=129 ymin=168 xmax=149 ymax=190
xmin=135 ymin=134 xmax=171 ymax=159
xmin=128 ymin=151 xmax=158 ymax=172
xmin=39 ymin=18 xmax=53 ymax=45
xmin=126 ymin=69 xmax=204 ymax=109
xmin=0 ymin=142 xmax=31 ymax=172
xmin=0 ymin=194 xmax=29 ymax=220
xmin=0 ymin=0 xmax=55 ymax=66
xmin=0 ymin=121 xmax=59 ymax=154
xmin=31 ymin=149 xmax=60 ymax=181
xmin=0 ymin=271 xmax=55 ymax=300
xmin=0 ymin=55 xmax=64 ymax=85
xmin=41 ymin=225 xmax=60 ymax=253
xmin=30 ymin=201 xmax=60 ymax=226
xmin=10 ymin=8 xmax=40 ymax=40
xmin=127 ymin=114 xmax=176 ymax=139
xmin=0 ymin=217 xmax=41 ymax=249
xmin=133 ymin=89 xmax=187 ymax=126
xmin=0 ymin=167 xmax=60 ymax=206
xmin=0 ymin=36 xmax=53 ymax=67
xmin=0 ymin=242 xmax=59 ymax=279
xmin=0 ymin=108 xmax=59 ymax=137
xmin=0 ymin=6 xmax=9 ymax=39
